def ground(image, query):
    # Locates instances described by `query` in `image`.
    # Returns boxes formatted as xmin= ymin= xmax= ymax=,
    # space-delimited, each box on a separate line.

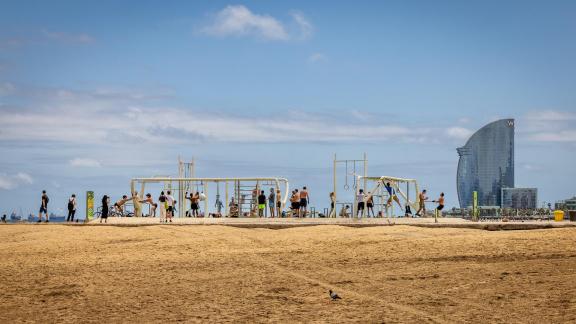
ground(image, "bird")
xmin=329 ymin=289 xmax=341 ymax=300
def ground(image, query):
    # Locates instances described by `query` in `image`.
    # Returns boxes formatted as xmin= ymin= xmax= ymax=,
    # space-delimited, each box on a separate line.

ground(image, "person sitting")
xmin=339 ymin=205 xmax=350 ymax=218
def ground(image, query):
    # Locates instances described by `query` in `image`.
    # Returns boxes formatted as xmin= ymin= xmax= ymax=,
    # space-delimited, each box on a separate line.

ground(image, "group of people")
xmin=31 ymin=184 xmax=446 ymax=223
xmin=288 ymin=187 xmax=310 ymax=217
xmin=328 ymin=181 xmax=445 ymax=218
xmin=99 ymin=191 xmax=175 ymax=223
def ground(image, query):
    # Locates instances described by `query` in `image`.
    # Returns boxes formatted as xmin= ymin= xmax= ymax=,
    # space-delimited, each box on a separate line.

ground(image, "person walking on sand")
xmin=433 ymin=192 xmax=445 ymax=218
xmin=356 ymin=189 xmax=366 ymax=218
xmin=38 ymin=190 xmax=49 ymax=223
xmin=258 ymin=190 xmax=266 ymax=217
xmin=268 ymin=188 xmax=275 ymax=218
xmin=100 ymin=195 xmax=110 ymax=224
xmin=416 ymin=189 xmax=428 ymax=217
xmin=299 ymin=187 xmax=310 ymax=218
xmin=67 ymin=194 xmax=77 ymax=222
xmin=158 ymin=191 xmax=167 ymax=223
xmin=166 ymin=190 xmax=175 ymax=222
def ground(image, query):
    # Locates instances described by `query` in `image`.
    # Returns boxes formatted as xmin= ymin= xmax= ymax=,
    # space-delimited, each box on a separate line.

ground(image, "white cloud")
xmin=69 ymin=158 xmax=102 ymax=168
xmin=200 ymin=5 xmax=313 ymax=41
xmin=445 ymin=127 xmax=473 ymax=140
xmin=0 ymin=172 xmax=33 ymax=190
xmin=289 ymin=11 xmax=313 ymax=39
xmin=307 ymin=52 xmax=325 ymax=63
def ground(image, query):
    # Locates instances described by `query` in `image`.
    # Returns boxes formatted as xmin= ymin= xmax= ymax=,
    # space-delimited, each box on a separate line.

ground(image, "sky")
xmin=1 ymin=0 xmax=575 ymax=218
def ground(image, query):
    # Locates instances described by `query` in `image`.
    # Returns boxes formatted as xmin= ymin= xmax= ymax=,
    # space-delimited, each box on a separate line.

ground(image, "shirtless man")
xmin=433 ymin=192 xmax=445 ymax=218
xmin=299 ymin=186 xmax=310 ymax=218
xmin=416 ymin=189 xmax=428 ymax=217
xmin=114 ymin=195 xmax=130 ymax=216
xmin=185 ymin=192 xmax=200 ymax=217
xmin=141 ymin=193 xmax=157 ymax=217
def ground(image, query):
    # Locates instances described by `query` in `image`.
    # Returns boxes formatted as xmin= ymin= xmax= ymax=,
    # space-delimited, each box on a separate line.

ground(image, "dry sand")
xmin=0 ymin=225 xmax=575 ymax=323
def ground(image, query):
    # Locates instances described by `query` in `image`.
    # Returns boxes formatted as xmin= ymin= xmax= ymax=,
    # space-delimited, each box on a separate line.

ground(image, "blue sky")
xmin=1 ymin=0 xmax=575 ymax=217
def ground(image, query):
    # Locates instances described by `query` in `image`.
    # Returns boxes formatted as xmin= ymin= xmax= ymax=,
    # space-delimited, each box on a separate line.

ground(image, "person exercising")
xmin=433 ymin=192 xmax=445 ymax=218
xmin=384 ymin=182 xmax=403 ymax=209
xmin=114 ymin=195 xmax=130 ymax=216
xmin=416 ymin=189 xmax=428 ymax=217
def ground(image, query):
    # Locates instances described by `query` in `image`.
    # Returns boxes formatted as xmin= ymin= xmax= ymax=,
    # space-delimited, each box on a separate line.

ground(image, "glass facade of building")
xmin=457 ymin=119 xmax=515 ymax=208
xmin=501 ymin=188 xmax=537 ymax=209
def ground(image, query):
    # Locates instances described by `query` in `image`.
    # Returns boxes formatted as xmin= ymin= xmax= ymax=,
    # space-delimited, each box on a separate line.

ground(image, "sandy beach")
xmin=0 ymin=224 xmax=575 ymax=323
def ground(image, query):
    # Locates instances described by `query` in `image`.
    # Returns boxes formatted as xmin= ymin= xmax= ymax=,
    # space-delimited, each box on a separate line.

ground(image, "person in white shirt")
xmin=356 ymin=189 xmax=366 ymax=218
xmin=166 ymin=190 xmax=175 ymax=222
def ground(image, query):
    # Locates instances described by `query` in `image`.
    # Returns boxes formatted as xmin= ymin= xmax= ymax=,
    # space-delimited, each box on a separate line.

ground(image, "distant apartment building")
xmin=501 ymin=188 xmax=538 ymax=209
xmin=456 ymin=119 xmax=515 ymax=208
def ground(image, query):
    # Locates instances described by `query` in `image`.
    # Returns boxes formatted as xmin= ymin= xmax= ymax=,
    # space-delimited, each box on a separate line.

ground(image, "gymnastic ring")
xmin=343 ymin=184 xmax=350 ymax=190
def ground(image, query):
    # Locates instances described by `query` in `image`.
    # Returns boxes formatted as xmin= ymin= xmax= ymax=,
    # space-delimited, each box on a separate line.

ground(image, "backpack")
xmin=68 ymin=199 xmax=74 ymax=210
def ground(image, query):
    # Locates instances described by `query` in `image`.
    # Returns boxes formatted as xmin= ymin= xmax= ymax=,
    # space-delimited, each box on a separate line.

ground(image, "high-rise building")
xmin=456 ymin=119 xmax=515 ymax=208
xmin=501 ymin=188 xmax=538 ymax=209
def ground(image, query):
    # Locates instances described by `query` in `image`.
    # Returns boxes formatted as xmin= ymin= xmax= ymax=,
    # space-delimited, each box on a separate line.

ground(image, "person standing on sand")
xmin=416 ymin=189 xmax=428 ymax=217
xmin=258 ymin=190 xmax=266 ymax=217
xmin=275 ymin=189 xmax=282 ymax=217
xmin=166 ymin=190 xmax=175 ymax=222
xmin=356 ymin=189 xmax=366 ymax=218
xmin=268 ymin=188 xmax=275 ymax=218
xmin=158 ymin=191 xmax=167 ymax=223
xmin=299 ymin=186 xmax=309 ymax=218
xmin=67 ymin=194 xmax=77 ymax=222
xmin=366 ymin=192 xmax=375 ymax=218
xmin=100 ymin=195 xmax=109 ymax=223
xmin=38 ymin=190 xmax=49 ymax=223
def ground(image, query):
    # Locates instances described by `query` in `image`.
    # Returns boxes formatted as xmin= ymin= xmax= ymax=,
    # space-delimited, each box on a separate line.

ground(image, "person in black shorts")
xmin=366 ymin=192 xmax=374 ymax=217
xmin=38 ymin=190 xmax=49 ymax=223
xmin=356 ymin=189 xmax=365 ymax=218
xmin=67 ymin=194 xmax=77 ymax=222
